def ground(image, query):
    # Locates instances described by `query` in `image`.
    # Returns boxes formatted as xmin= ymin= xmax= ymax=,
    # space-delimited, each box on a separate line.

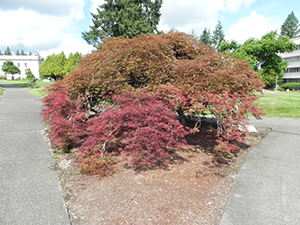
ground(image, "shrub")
xmin=42 ymin=83 xmax=88 ymax=151
xmin=43 ymin=31 xmax=264 ymax=175
xmin=78 ymin=90 xmax=187 ymax=169
xmin=276 ymin=87 xmax=284 ymax=91
xmin=280 ymin=82 xmax=300 ymax=90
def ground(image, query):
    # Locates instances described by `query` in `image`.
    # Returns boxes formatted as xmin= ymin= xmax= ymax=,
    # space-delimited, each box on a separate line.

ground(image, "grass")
xmin=0 ymin=86 xmax=3 ymax=97
xmin=1 ymin=79 xmax=54 ymax=97
xmin=256 ymin=92 xmax=300 ymax=118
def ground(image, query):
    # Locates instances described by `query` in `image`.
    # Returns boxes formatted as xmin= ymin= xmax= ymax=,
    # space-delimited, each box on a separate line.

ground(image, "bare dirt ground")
xmin=52 ymin=125 xmax=271 ymax=225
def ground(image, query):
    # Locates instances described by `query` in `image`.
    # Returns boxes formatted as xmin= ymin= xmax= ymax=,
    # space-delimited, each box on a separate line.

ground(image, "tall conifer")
xmin=82 ymin=0 xmax=163 ymax=48
xmin=212 ymin=21 xmax=225 ymax=51
xmin=281 ymin=11 xmax=300 ymax=38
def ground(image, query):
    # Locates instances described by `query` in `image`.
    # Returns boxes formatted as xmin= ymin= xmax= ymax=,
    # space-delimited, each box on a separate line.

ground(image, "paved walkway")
xmin=0 ymin=82 xmax=70 ymax=224
xmin=220 ymin=117 xmax=300 ymax=225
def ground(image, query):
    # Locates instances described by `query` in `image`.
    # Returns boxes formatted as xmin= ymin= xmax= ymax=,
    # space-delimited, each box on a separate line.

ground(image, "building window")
xmin=17 ymin=63 xmax=20 ymax=67
xmin=24 ymin=63 xmax=27 ymax=67
xmin=286 ymin=56 xmax=300 ymax=62
xmin=285 ymin=67 xmax=300 ymax=73
xmin=283 ymin=78 xmax=300 ymax=83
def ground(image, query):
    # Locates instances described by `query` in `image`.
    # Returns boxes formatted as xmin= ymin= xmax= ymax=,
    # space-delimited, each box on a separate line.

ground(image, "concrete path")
xmin=0 ymin=82 xmax=70 ymax=224
xmin=220 ymin=117 xmax=300 ymax=225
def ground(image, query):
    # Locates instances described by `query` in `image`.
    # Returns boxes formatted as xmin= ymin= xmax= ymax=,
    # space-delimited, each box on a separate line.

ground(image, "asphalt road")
xmin=220 ymin=117 xmax=300 ymax=225
xmin=0 ymin=82 xmax=70 ymax=225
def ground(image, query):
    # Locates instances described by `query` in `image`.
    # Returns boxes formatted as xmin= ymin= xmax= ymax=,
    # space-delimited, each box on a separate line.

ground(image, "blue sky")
xmin=0 ymin=0 xmax=298 ymax=58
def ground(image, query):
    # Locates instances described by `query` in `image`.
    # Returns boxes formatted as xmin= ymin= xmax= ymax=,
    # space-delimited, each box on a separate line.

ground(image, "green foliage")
xmin=25 ymin=68 xmax=34 ymax=79
xmin=1 ymin=60 xmax=20 ymax=75
xmin=281 ymin=11 xmax=300 ymax=38
xmin=200 ymin=28 xmax=212 ymax=46
xmin=219 ymin=40 xmax=241 ymax=53
xmin=28 ymin=51 xmax=33 ymax=56
xmin=82 ymin=0 xmax=163 ymax=48
xmin=39 ymin=52 xmax=67 ymax=80
xmin=228 ymin=31 xmax=296 ymax=88
xmin=212 ymin=20 xmax=225 ymax=51
xmin=15 ymin=50 xmax=20 ymax=55
xmin=4 ymin=47 xmax=12 ymax=55
xmin=20 ymin=50 xmax=27 ymax=56
xmin=0 ymin=50 xmax=3 ymax=55
xmin=64 ymin=52 xmax=82 ymax=76
xmin=280 ymin=82 xmax=300 ymax=90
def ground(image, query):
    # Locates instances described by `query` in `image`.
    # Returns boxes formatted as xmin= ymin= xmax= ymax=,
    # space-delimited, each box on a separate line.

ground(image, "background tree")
xmin=212 ymin=20 xmax=225 ymax=51
xmin=64 ymin=52 xmax=82 ymax=76
xmin=0 ymin=50 xmax=3 ymax=55
xmin=224 ymin=31 xmax=296 ymax=87
xmin=28 ymin=51 xmax=33 ymax=56
xmin=25 ymin=68 xmax=34 ymax=79
xmin=1 ymin=60 xmax=20 ymax=75
xmin=82 ymin=0 xmax=163 ymax=48
xmin=200 ymin=28 xmax=212 ymax=46
xmin=219 ymin=40 xmax=241 ymax=53
xmin=15 ymin=50 xmax=20 ymax=55
xmin=39 ymin=52 xmax=67 ymax=80
xmin=281 ymin=11 xmax=300 ymax=38
xmin=4 ymin=47 xmax=12 ymax=55
xmin=20 ymin=50 xmax=27 ymax=56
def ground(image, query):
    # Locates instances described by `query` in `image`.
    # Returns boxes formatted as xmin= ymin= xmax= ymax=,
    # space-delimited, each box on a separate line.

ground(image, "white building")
xmin=0 ymin=55 xmax=43 ymax=80
xmin=281 ymin=37 xmax=300 ymax=83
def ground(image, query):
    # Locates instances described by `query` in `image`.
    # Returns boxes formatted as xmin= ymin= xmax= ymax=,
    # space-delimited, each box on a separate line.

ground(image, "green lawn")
xmin=0 ymin=86 xmax=3 ymax=96
xmin=1 ymin=79 xmax=54 ymax=97
xmin=256 ymin=92 xmax=300 ymax=118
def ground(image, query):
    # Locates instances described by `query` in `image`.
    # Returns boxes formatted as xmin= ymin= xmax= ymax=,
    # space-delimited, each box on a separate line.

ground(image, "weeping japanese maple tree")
xmin=43 ymin=31 xmax=264 ymax=174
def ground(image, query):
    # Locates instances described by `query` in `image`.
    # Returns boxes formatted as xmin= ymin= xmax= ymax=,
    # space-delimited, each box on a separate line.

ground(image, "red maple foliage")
xmin=42 ymin=31 xmax=264 ymax=175
xmin=78 ymin=90 xmax=187 ymax=170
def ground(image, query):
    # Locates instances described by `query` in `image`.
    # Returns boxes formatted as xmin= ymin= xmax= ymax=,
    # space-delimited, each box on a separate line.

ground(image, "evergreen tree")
xmin=4 ymin=47 xmax=12 ymax=55
xmin=28 ymin=51 xmax=33 ymax=56
xmin=200 ymin=28 xmax=212 ymax=46
xmin=39 ymin=52 xmax=67 ymax=80
xmin=212 ymin=21 xmax=225 ymax=51
xmin=25 ymin=68 xmax=34 ymax=79
xmin=64 ymin=52 xmax=82 ymax=76
xmin=82 ymin=0 xmax=163 ymax=48
xmin=21 ymin=50 xmax=27 ymax=56
xmin=281 ymin=11 xmax=300 ymax=38
xmin=0 ymin=50 xmax=3 ymax=55
xmin=15 ymin=50 xmax=20 ymax=55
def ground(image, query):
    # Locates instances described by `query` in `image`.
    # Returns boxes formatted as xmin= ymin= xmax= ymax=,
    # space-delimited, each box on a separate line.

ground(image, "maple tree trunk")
xmin=177 ymin=108 xmax=187 ymax=127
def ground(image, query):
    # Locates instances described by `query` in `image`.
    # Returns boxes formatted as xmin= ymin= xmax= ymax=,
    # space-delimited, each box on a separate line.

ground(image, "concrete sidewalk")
xmin=220 ymin=117 xmax=300 ymax=225
xmin=0 ymin=82 xmax=70 ymax=224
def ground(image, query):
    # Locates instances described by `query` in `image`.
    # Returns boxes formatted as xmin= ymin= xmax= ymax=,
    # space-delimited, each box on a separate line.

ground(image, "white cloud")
xmin=227 ymin=11 xmax=282 ymax=43
xmin=39 ymin=36 xmax=94 ymax=58
xmin=158 ymin=0 xmax=223 ymax=35
xmin=0 ymin=0 xmax=85 ymax=19
xmin=158 ymin=0 xmax=257 ymax=36
xmin=90 ymin=0 xmax=105 ymax=14
xmin=0 ymin=0 xmax=92 ymax=58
